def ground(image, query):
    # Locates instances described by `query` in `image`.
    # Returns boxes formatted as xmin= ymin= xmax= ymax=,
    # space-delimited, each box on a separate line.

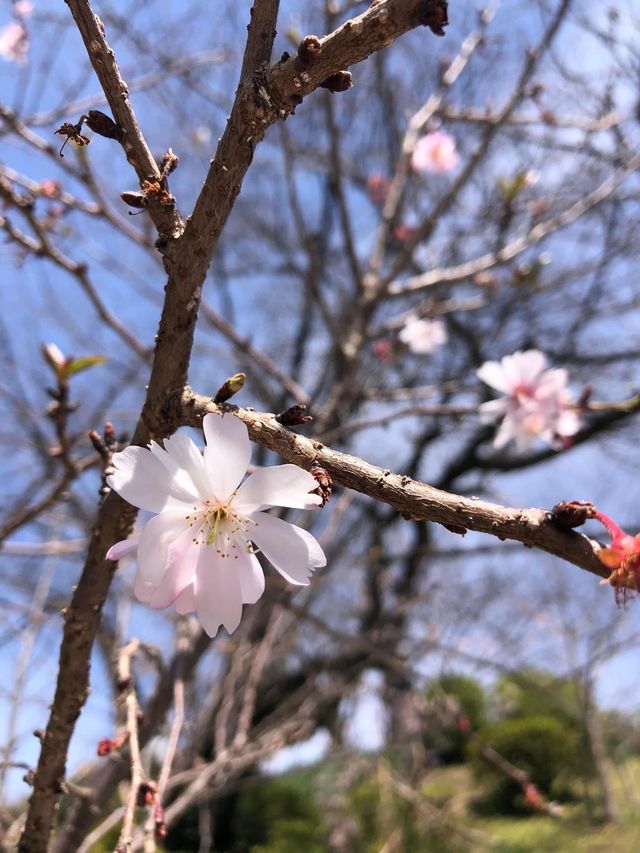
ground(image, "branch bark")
xmin=181 ymin=391 xmax=610 ymax=580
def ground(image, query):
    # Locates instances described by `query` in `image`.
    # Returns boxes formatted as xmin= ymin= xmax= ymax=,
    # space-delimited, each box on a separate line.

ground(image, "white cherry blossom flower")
xmin=106 ymin=413 xmax=326 ymax=637
xmin=399 ymin=316 xmax=447 ymax=355
xmin=477 ymin=349 xmax=581 ymax=450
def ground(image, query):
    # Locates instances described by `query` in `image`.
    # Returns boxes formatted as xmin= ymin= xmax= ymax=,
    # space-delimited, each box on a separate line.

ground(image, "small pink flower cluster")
xmin=0 ymin=2 xmax=32 ymax=65
xmin=477 ymin=350 xmax=581 ymax=450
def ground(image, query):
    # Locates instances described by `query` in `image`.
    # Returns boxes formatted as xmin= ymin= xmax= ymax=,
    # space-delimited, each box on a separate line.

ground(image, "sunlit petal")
xmin=106 ymin=536 xmax=140 ymax=561
xmin=234 ymin=465 xmax=321 ymax=513
xmin=175 ymin=584 xmax=196 ymax=614
xmin=203 ymin=413 xmax=251 ymax=500
xmin=135 ymin=518 xmax=194 ymax=605
xmin=236 ymin=548 xmax=265 ymax=604
xmin=147 ymin=534 xmax=200 ymax=609
xmin=195 ymin=548 xmax=243 ymax=637
xmin=249 ymin=512 xmax=325 ymax=585
xmin=107 ymin=446 xmax=197 ymax=512
xmin=161 ymin=431 xmax=213 ymax=499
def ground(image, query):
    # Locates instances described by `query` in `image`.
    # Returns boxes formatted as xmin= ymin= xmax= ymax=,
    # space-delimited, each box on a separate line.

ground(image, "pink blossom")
xmin=38 ymin=180 xmax=61 ymax=198
xmin=106 ymin=413 xmax=326 ymax=637
xmin=399 ymin=316 xmax=447 ymax=355
xmin=594 ymin=510 xmax=640 ymax=603
xmin=0 ymin=20 xmax=28 ymax=64
xmin=15 ymin=2 xmax=33 ymax=17
xmin=411 ymin=131 xmax=458 ymax=173
xmin=477 ymin=350 xmax=581 ymax=450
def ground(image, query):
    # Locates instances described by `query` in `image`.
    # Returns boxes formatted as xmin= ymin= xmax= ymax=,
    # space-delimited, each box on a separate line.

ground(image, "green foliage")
xmin=164 ymin=772 xmax=326 ymax=852
xmin=470 ymin=716 xmax=582 ymax=814
xmin=346 ymin=771 xmax=422 ymax=852
xmin=600 ymin=709 xmax=640 ymax=760
xmin=63 ymin=354 xmax=108 ymax=377
xmin=228 ymin=776 xmax=327 ymax=853
xmin=493 ymin=670 xmax=581 ymax=727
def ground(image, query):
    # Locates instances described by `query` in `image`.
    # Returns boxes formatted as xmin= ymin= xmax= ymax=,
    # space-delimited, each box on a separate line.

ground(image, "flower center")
xmin=185 ymin=499 xmax=254 ymax=559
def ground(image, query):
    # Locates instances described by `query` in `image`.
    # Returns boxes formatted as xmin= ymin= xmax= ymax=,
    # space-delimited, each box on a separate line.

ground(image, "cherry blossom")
xmin=106 ymin=413 xmax=326 ymax=637
xmin=399 ymin=316 xmax=447 ymax=355
xmin=594 ymin=510 xmax=640 ymax=603
xmin=0 ymin=20 xmax=28 ymax=64
xmin=38 ymin=179 xmax=61 ymax=198
xmin=411 ymin=130 xmax=458 ymax=173
xmin=477 ymin=349 xmax=581 ymax=450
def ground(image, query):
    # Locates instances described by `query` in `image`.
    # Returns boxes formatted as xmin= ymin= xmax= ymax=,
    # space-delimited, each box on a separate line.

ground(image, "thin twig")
xmin=115 ymin=640 xmax=144 ymax=852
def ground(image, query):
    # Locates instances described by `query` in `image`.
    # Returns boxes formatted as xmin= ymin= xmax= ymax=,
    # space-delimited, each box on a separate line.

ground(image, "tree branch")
xmin=181 ymin=391 xmax=610 ymax=580
xmin=64 ymin=0 xmax=184 ymax=239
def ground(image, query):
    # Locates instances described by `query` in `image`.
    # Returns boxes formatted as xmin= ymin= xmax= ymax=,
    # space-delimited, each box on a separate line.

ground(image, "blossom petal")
xmin=493 ymin=413 xmax=528 ymax=450
xmin=147 ymin=533 xmax=200 ymax=609
xmin=203 ymin=413 xmax=251 ymax=501
xmin=134 ymin=513 xmax=192 ymax=604
xmin=237 ymin=549 xmax=265 ymax=604
xmin=503 ymin=350 xmax=546 ymax=387
xmin=478 ymin=398 xmax=508 ymax=423
xmin=107 ymin=446 xmax=198 ymax=512
xmin=195 ymin=548 xmax=243 ymax=637
xmin=399 ymin=318 xmax=447 ymax=355
xmin=477 ymin=361 xmax=510 ymax=394
xmin=234 ymin=465 xmax=322 ymax=513
xmin=106 ymin=536 xmax=140 ymax=561
xmin=248 ymin=512 xmax=326 ymax=586
xmin=175 ymin=584 xmax=196 ymax=614
xmin=150 ymin=432 xmax=212 ymax=500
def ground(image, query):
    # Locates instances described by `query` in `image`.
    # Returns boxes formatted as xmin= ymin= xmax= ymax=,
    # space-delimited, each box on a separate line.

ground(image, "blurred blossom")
xmin=477 ymin=349 xmax=581 ymax=451
xmin=411 ymin=131 xmax=458 ymax=173
xmin=366 ymin=173 xmax=391 ymax=205
xmin=594 ymin=510 xmax=640 ymax=603
xmin=106 ymin=413 xmax=326 ymax=637
xmin=38 ymin=179 xmax=61 ymax=198
xmin=391 ymin=224 xmax=418 ymax=246
xmin=399 ymin=316 xmax=447 ymax=355
xmin=0 ymin=20 xmax=28 ymax=64
xmin=15 ymin=1 xmax=33 ymax=17
xmin=372 ymin=338 xmax=393 ymax=362
xmin=191 ymin=126 xmax=212 ymax=147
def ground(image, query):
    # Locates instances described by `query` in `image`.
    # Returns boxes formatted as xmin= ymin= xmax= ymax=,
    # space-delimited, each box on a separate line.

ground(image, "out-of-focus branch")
xmin=390 ymin=151 xmax=640 ymax=295
xmin=114 ymin=641 xmax=144 ymax=852
xmin=200 ymin=302 xmax=310 ymax=404
xmin=0 ymin=455 xmax=95 ymax=546
xmin=0 ymin=204 xmax=148 ymax=359
xmin=441 ymin=105 xmax=621 ymax=130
